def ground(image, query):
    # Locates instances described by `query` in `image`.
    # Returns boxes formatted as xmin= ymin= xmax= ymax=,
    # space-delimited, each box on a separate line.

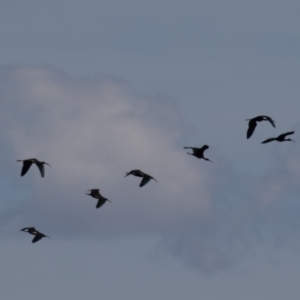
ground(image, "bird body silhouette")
xmin=17 ymin=158 xmax=51 ymax=177
xmin=85 ymin=189 xmax=111 ymax=208
xmin=125 ymin=170 xmax=158 ymax=187
xmin=246 ymin=115 xmax=275 ymax=139
xmin=184 ymin=145 xmax=213 ymax=163
xmin=261 ymin=131 xmax=295 ymax=144
xmin=20 ymin=227 xmax=50 ymax=243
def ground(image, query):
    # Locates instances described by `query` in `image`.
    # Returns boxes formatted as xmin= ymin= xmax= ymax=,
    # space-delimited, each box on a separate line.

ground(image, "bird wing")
xmin=280 ymin=131 xmax=294 ymax=139
xmin=184 ymin=147 xmax=202 ymax=155
xmin=32 ymin=234 xmax=43 ymax=243
xmin=201 ymin=145 xmax=209 ymax=152
xmin=36 ymin=164 xmax=45 ymax=177
xmin=90 ymin=189 xmax=100 ymax=198
xmin=21 ymin=161 xmax=33 ymax=176
xmin=263 ymin=116 xmax=276 ymax=127
xmin=96 ymin=199 xmax=105 ymax=209
xmin=261 ymin=138 xmax=276 ymax=144
xmin=140 ymin=175 xmax=157 ymax=187
xmin=140 ymin=176 xmax=151 ymax=187
xmin=247 ymin=120 xmax=257 ymax=139
xmin=21 ymin=227 xmax=32 ymax=231
xmin=20 ymin=227 xmax=37 ymax=234
xmin=184 ymin=147 xmax=200 ymax=152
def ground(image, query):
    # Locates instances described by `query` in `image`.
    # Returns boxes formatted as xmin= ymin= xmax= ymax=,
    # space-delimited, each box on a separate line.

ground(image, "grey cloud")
xmin=164 ymin=151 xmax=300 ymax=272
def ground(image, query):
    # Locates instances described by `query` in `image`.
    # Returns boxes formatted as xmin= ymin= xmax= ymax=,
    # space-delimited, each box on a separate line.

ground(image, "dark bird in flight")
xmin=17 ymin=158 xmax=51 ymax=177
xmin=20 ymin=227 xmax=50 ymax=243
xmin=246 ymin=115 xmax=276 ymax=139
xmin=184 ymin=145 xmax=213 ymax=163
xmin=125 ymin=170 xmax=158 ymax=187
xmin=85 ymin=189 xmax=111 ymax=209
xmin=261 ymin=131 xmax=295 ymax=144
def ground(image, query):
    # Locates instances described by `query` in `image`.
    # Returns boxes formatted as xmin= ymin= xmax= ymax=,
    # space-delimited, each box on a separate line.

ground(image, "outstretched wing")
xmin=96 ymin=199 xmax=105 ymax=209
xmin=20 ymin=227 xmax=32 ymax=231
xmin=140 ymin=176 xmax=151 ymax=187
xmin=140 ymin=175 xmax=157 ymax=187
xmin=36 ymin=164 xmax=45 ymax=177
xmin=279 ymin=131 xmax=294 ymax=139
xmin=32 ymin=234 xmax=43 ymax=243
xmin=21 ymin=161 xmax=33 ymax=176
xmin=261 ymin=138 xmax=276 ymax=144
xmin=263 ymin=116 xmax=276 ymax=127
xmin=184 ymin=147 xmax=199 ymax=155
xmin=201 ymin=145 xmax=209 ymax=152
xmin=88 ymin=189 xmax=100 ymax=199
xmin=20 ymin=227 xmax=37 ymax=234
xmin=247 ymin=119 xmax=257 ymax=139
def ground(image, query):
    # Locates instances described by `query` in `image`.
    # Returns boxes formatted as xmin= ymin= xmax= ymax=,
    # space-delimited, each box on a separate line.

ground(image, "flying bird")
xmin=17 ymin=158 xmax=51 ymax=177
xmin=246 ymin=115 xmax=276 ymax=139
xmin=184 ymin=145 xmax=213 ymax=163
xmin=125 ymin=170 xmax=158 ymax=187
xmin=85 ymin=189 xmax=111 ymax=209
xmin=261 ymin=131 xmax=295 ymax=144
xmin=20 ymin=227 xmax=50 ymax=243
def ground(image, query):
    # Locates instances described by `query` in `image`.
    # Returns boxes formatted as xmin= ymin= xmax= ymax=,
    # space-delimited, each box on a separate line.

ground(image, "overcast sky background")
xmin=1 ymin=1 xmax=300 ymax=299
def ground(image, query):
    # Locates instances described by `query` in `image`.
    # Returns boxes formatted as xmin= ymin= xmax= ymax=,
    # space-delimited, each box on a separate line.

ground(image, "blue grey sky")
xmin=1 ymin=0 xmax=300 ymax=299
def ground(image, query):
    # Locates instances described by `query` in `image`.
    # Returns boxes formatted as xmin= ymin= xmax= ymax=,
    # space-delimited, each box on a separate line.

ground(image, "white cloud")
xmin=1 ymin=66 xmax=300 ymax=272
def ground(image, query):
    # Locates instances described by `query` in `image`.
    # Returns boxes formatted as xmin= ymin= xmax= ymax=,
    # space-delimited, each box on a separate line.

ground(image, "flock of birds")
xmin=18 ymin=115 xmax=295 ymax=243
xmin=246 ymin=115 xmax=295 ymax=143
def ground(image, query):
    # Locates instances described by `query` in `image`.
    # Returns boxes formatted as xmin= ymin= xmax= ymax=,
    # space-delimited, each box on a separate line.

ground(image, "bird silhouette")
xmin=246 ymin=115 xmax=276 ymax=139
xmin=17 ymin=158 xmax=51 ymax=177
xmin=125 ymin=170 xmax=158 ymax=187
xmin=261 ymin=131 xmax=295 ymax=144
xmin=20 ymin=227 xmax=50 ymax=243
xmin=184 ymin=145 xmax=213 ymax=163
xmin=85 ymin=189 xmax=111 ymax=208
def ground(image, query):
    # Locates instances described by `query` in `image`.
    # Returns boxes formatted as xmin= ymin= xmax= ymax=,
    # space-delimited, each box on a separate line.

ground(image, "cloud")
xmin=0 ymin=66 xmax=300 ymax=272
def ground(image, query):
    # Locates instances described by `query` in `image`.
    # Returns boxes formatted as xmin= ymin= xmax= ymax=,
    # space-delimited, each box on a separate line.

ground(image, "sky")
xmin=1 ymin=0 xmax=300 ymax=299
